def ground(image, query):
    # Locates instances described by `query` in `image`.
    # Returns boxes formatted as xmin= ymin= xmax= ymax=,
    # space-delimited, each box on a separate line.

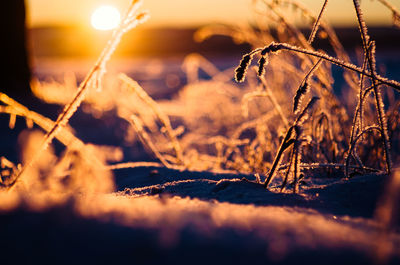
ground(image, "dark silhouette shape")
xmin=0 ymin=0 xmax=31 ymax=101
xmin=0 ymin=1 xmax=36 ymax=163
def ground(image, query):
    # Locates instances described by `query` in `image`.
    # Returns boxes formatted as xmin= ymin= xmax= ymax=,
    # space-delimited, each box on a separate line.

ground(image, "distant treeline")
xmin=29 ymin=26 xmax=400 ymax=58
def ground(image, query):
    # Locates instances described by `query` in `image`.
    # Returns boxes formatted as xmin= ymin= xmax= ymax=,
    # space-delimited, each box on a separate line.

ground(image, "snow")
xmin=1 ymin=166 xmax=399 ymax=265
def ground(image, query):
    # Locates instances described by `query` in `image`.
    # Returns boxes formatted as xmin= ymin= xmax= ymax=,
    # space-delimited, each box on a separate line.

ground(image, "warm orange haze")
xmin=28 ymin=0 xmax=393 ymax=28
xmin=1 ymin=1 xmax=400 ymax=265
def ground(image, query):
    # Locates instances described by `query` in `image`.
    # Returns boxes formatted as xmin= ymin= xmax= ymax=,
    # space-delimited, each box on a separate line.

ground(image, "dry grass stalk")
xmin=210 ymin=0 xmax=400 ymax=184
xmin=264 ymin=0 xmax=310 ymax=48
xmin=263 ymin=97 xmax=319 ymax=192
xmin=235 ymin=53 xmax=257 ymax=82
xmin=308 ymin=0 xmax=329 ymax=44
xmin=353 ymin=0 xmax=391 ymax=175
xmin=119 ymin=74 xmax=185 ymax=165
xmin=241 ymin=78 xmax=288 ymax=128
xmin=346 ymin=44 xmax=371 ymax=176
xmin=345 ymin=126 xmax=382 ymax=177
xmin=0 ymin=92 xmax=81 ymax=148
xmin=280 ymin=0 xmax=361 ymax=92
xmin=7 ymin=0 xmax=149 ymax=190
xmin=237 ymin=42 xmax=400 ymax=90
xmin=2 ymin=0 xmax=398 ymax=196
xmin=206 ymin=136 xmax=250 ymax=169
xmin=0 ymin=93 xmax=116 ymax=190
xmin=0 ymin=157 xmax=20 ymax=187
xmin=293 ymin=58 xmax=322 ymax=114
xmin=237 ymin=3 xmax=397 ymax=177
xmin=258 ymin=74 xmax=289 ymax=127
xmin=261 ymin=0 xmax=336 ymax=91
xmin=312 ymin=113 xmax=333 ymax=162
xmin=236 ymin=40 xmax=398 ymax=175
xmin=376 ymin=0 xmax=400 ymax=28
xmin=182 ymin=53 xmax=222 ymax=83
xmin=130 ymin=115 xmax=172 ymax=168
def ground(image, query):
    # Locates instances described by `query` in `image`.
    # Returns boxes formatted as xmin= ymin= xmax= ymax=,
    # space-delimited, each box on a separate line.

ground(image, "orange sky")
xmin=27 ymin=0 xmax=395 ymax=28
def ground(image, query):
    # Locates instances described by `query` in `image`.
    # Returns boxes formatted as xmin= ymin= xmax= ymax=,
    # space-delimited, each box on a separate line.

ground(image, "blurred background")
xmin=27 ymin=0 xmax=397 ymax=58
xmin=2 ymin=0 xmax=400 ymax=163
xmin=25 ymin=0 xmax=400 ymax=92
xmin=26 ymin=0 xmax=400 ymax=89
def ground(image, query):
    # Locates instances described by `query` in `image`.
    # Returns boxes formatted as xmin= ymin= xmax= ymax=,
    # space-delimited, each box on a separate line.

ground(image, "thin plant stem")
xmin=257 ymin=42 xmax=400 ymax=90
xmin=347 ymin=45 xmax=370 ymax=170
xmin=308 ymin=0 xmax=329 ymax=44
xmin=353 ymin=0 xmax=391 ymax=174
xmin=119 ymin=74 xmax=185 ymax=165
xmin=293 ymin=58 xmax=323 ymax=114
xmin=259 ymin=74 xmax=289 ymax=127
xmin=8 ymin=1 xmax=149 ymax=190
xmin=345 ymin=126 xmax=382 ymax=178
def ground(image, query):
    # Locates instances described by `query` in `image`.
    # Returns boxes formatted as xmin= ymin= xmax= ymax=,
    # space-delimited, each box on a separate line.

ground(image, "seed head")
xmin=257 ymin=56 xmax=268 ymax=77
xmin=293 ymin=82 xmax=309 ymax=114
xmin=235 ymin=54 xmax=253 ymax=82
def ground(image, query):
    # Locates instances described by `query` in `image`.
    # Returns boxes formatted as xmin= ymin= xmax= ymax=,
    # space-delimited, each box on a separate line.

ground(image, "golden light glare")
xmin=91 ymin=6 xmax=121 ymax=31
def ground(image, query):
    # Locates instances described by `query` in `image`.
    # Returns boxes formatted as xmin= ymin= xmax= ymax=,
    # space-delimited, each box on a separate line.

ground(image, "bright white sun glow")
xmin=91 ymin=6 xmax=121 ymax=31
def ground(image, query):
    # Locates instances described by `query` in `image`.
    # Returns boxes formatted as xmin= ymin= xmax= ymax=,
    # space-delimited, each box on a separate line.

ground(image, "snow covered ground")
xmin=1 ymin=165 xmax=399 ymax=265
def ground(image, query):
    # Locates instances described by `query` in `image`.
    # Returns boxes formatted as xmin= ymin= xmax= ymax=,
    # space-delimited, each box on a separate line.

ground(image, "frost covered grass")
xmin=1 ymin=0 xmax=400 ymax=264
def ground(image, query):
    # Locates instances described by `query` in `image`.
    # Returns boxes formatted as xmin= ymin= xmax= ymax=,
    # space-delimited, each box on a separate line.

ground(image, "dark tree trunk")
xmin=0 ymin=1 xmax=35 ymax=162
xmin=0 ymin=0 xmax=31 ymax=100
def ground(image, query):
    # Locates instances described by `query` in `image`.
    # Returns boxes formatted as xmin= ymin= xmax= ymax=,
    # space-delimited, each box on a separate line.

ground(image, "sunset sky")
xmin=27 ymin=0 xmax=395 ymax=28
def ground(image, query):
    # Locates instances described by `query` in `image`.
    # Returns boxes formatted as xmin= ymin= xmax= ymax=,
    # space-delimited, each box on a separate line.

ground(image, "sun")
xmin=91 ymin=6 xmax=121 ymax=31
